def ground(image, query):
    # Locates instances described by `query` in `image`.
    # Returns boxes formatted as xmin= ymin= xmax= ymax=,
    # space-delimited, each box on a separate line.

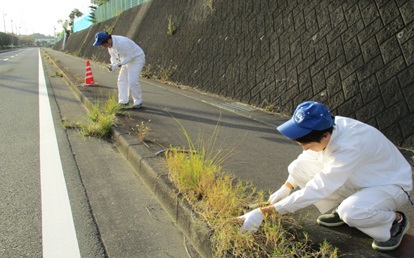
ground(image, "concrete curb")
xmin=43 ymin=50 xmax=213 ymax=258
xmin=113 ymin=130 xmax=213 ymax=257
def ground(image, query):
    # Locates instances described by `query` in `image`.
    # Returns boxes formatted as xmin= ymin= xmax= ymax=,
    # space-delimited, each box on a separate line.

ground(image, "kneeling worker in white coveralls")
xmin=93 ymin=31 xmax=145 ymax=109
xmin=239 ymin=101 xmax=413 ymax=251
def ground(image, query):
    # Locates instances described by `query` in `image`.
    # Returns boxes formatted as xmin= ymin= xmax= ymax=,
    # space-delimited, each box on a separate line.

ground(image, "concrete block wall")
xmin=57 ymin=0 xmax=414 ymax=148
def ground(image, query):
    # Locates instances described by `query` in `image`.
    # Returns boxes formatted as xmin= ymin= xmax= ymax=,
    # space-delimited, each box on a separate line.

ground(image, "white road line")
xmin=38 ymin=50 xmax=81 ymax=257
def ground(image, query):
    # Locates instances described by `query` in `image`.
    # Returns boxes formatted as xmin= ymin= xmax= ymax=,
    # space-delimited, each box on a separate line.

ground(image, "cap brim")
xmin=277 ymin=118 xmax=312 ymax=139
xmin=93 ymin=41 xmax=101 ymax=46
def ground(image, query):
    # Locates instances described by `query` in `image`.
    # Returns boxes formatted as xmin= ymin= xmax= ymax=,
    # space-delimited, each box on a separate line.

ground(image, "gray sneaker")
xmin=372 ymin=212 xmax=409 ymax=251
xmin=132 ymin=103 xmax=142 ymax=109
xmin=317 ymin=210 xmax=345 ymax=227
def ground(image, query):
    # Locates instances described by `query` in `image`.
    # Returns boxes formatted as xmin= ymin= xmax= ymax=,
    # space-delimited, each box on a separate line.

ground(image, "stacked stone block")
xmin=59 ymin=0 xmax=414 ymax=147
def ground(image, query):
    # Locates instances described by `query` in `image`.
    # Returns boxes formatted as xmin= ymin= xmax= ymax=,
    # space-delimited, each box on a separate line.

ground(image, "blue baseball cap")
xmin=277 ymin=101 xmax=334 ymax=139
xmin=93 ymin=32 xmax=110 ymax=46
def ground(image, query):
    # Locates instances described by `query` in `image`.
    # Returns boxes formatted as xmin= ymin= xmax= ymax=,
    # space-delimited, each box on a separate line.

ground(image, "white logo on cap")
xmin=294 ymin=110 xmax=305 ymax=123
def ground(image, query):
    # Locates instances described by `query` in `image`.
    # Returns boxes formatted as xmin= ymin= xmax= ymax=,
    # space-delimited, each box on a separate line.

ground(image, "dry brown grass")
xmin=164 ymin=121 xmax=339 ymax=257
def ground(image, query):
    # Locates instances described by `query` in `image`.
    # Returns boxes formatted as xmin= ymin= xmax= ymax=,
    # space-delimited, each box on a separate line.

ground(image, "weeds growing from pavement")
xmin=157 ymin=64 xmax=177 ymax=83
xmin=140 ymin=63 xmax=177 ymax=83
xmin=50 ymin=70 xmax=63 ymax=77
xmin=166 ymin=119 xmax=231 ymax=200
xmin=167 ymin=15 xmax=176 ymax=35
xmin=136 ymin=120 xmax=152 ymax=142
xmin=80 ymin=96 xmax=120 ymax=138
xmin=165 ymin=120 xmax=339 ymax=257
xmin=140 ymin=64 xmax=153 ymax=79
xmin=207 ymin=0 xmax=214 ymax=11
xmin=62 ymin=95 xmax=120 ymax=139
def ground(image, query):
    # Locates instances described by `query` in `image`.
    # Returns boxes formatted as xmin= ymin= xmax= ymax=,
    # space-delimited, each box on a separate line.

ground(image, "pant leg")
xmin=337 ymin=185 xmax=407 ymax=241
xmin=288 ymin=150 xmax=350 ymax=213
xmin=126 ymin=55 xmax=145 ymax=105
xmin=288 ymin=150 xmax=323 ymax=188
xmin=117 ymin=65 xmax=129 ymax=104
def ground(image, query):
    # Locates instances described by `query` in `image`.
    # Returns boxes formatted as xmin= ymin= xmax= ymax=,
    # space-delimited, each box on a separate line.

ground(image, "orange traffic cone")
xmin=85 ymin=60 xmax=95 ymax=85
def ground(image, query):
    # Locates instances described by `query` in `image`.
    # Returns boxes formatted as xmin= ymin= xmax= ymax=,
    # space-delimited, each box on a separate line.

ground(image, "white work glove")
xmin=268 ymin=185 xmax=291 ymax=204
xmin=238 ymin=208 xmax=264 ymax=233
xmin=107 ymin=63 xmax=121 ymax=72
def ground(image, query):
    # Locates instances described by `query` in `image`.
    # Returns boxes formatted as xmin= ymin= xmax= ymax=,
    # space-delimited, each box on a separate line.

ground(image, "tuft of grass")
xmin=166 ymin=117 xmax=234 ymax=199
xmin=167 ymin=15 xmax=176 ymax=35
xmin=140 ymin=64 xmax=153 ymax=79
xmin=63 ymin=95 xmax=120 ymax=139
xmin=50 ymin=70 xmax=63 ymax=77
xmin=61 ymin=116 xmax=79 ymax=129
xmin=167 ymin=148 xmax=217 ymax=200
xmin=159 ymin=64 xmax=177 ymax=82
xmin=261 ymin=99 xmax=275 ymax=112
xmin=207 ymin=0 xmax=214 ymax=11
xmin=164 ymin=119 xmax=339 ymax=257
xmin=141 ymin=63 xmax=177 ymax=83
xmin=136 ymin=120 xmax=152 ymax=142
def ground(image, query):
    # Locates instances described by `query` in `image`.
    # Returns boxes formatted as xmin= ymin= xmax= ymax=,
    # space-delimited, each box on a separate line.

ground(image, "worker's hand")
xmin=108 ymin=63 xmax=121 ymax=72
xmin=268 ymin=185 xmax=291 ymax=204
xmin=238 ymin=208 xmax=264 ymax=233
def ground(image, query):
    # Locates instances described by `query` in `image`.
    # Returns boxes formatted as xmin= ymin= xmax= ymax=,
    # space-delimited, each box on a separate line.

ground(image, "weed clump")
xmin=62 ymin=95 xmax=120 ymax=139
xmin=165 ymin=122 xmax=339 ymax=257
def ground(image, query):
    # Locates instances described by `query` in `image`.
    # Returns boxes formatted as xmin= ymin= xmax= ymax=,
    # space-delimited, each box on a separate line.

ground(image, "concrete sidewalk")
xmin=42 ymin=48 xmax=414 ymax=258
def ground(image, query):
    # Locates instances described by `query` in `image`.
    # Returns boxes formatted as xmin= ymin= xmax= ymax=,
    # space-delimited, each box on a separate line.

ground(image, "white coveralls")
xmin=108 ymin=35 xmax=145 ymax=105
xmin=274 ymin=116 xmax=412 ymax=242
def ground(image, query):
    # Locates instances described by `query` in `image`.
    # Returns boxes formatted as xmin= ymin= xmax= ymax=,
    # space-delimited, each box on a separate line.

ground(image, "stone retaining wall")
xmin=55 ymin=0 xmax=414 ymax=148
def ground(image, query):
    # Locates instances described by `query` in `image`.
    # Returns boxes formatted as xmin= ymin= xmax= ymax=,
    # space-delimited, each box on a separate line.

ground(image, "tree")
xmin=88 ymin=0 xmax=109 ymax=24
xmin=88 ymin=5 xmax=98 ymax=24
xmin=91 ymin=0 xmax=109 ymax=6
xmin=19 ymin=36 xmax=34 ymax=47
xmin=58 ymin=19 xmax=71 ymax=39
xmin=69 ymin=8 xmax=83 ymax=33
xmin=0 ymin=32 xmax=11 ymax=48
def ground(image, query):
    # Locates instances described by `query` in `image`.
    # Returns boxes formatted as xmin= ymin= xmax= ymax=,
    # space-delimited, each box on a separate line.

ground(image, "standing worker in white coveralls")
xmin=93 ymin=31 xmax=145 ymax=108
xmin=239 ymin=101 xmax=413 ymax=251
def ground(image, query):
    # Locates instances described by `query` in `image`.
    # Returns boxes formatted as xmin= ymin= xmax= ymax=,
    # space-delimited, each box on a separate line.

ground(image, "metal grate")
xmin=214 ymin=102 xmax=255 ymax=112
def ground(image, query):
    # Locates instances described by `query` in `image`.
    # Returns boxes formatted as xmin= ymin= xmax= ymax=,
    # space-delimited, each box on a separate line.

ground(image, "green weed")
xmin=167 ymin=15 xmax=176 ymax=36
xmin=63 ymin=95 xmax=120 ymax=139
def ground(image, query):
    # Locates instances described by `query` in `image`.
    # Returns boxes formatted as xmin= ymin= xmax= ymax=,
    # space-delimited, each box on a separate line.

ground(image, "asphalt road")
xmin=0 ymin=48 xmax=192 ymax=257
xmin=0 ymin=48 xmax=106 ymax=256
xmin=41 ymin=48 xmax=194 ymax=257
xmin=41 ymin=47 xmax=414 ymax=258
xmin=3 ymin=46 xmax=411 ymax=257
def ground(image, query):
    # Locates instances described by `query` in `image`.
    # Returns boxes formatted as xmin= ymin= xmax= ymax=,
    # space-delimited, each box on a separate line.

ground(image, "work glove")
xmin=268 ymin=185 xmax=291 ymax=204
xmin=107 ymin=63 xmax=121 ymax=72
xmin=238 ymin=208 xmax=264 ymax=233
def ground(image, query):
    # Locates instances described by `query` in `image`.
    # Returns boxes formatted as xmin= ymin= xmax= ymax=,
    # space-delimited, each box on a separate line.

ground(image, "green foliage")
xmin=207 ymin=0 xmax=214 ymax=11
xmin=69 ymin=9 xmax=84 ymax=33
xmin=91 ymin=0 xmax=109 ymax=6
xmin=0 ymin=32 xmax=19 ymax=48
xmin=63 ymin=95 xmax=120 ymax=139
xmin=167 ymin=16 xmax=176 ymax=36
xmin=88 ymin=6 xmax=98 ymax=24
xmin=104 ymin=25 xmax=115 ymax=34
xmin=0 ymin=32 xmax=11 ymax=47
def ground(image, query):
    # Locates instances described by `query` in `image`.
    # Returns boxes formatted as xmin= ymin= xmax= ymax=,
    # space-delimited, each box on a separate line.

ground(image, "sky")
xmin=1 ymin=0 xmax=91 ymax=36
